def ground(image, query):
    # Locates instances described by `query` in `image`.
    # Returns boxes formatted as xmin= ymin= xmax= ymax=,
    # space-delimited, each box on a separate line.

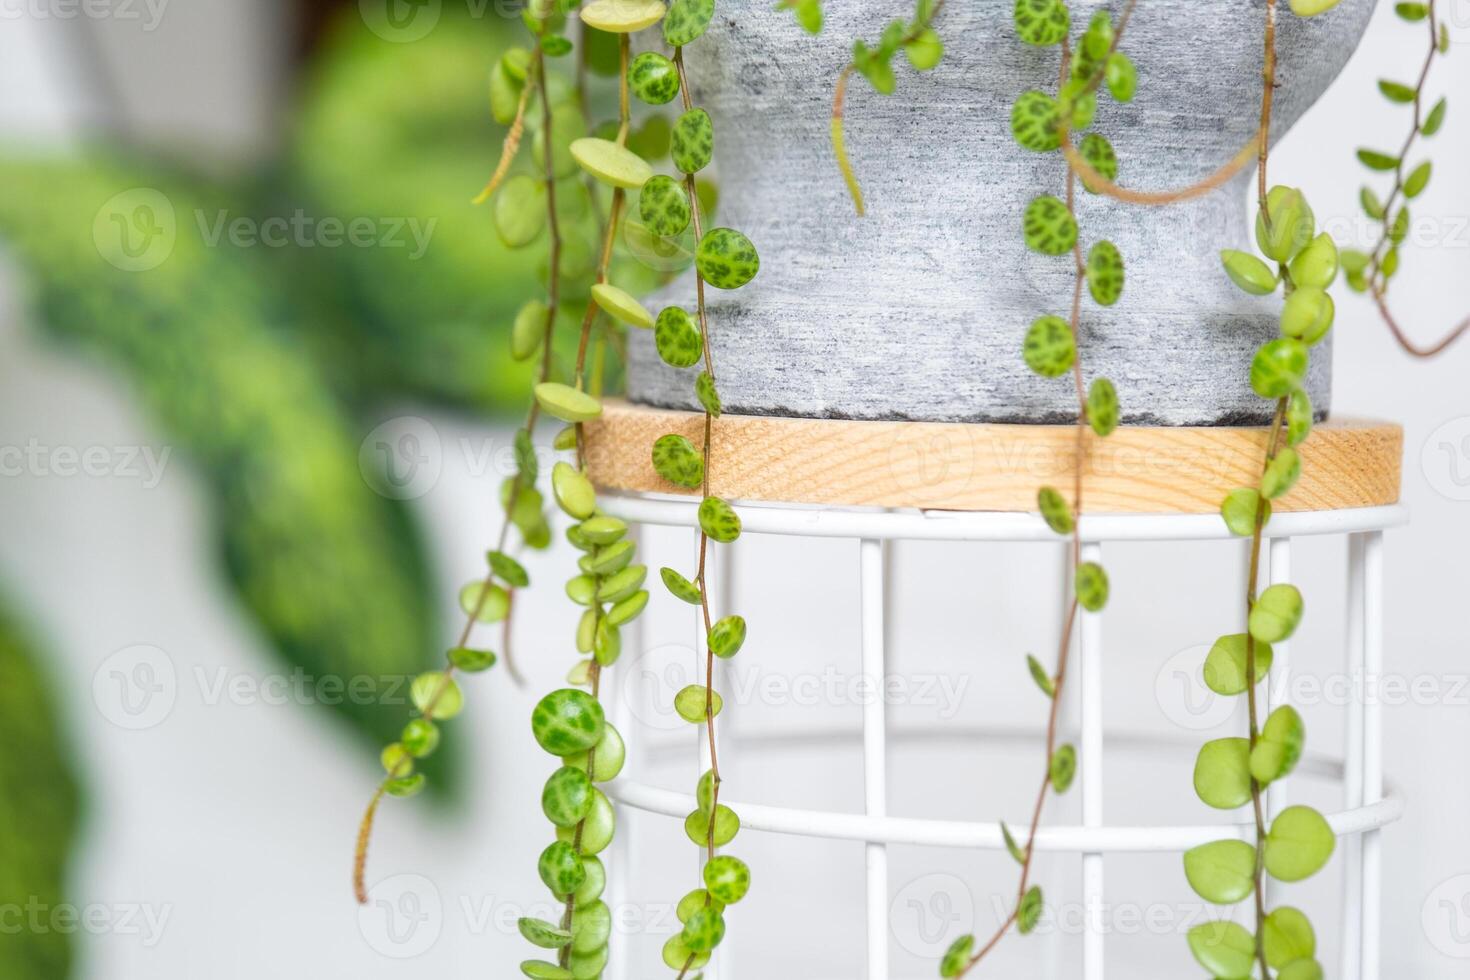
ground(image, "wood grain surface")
xmin=584 ymin=400 xmax=1402 ymax=514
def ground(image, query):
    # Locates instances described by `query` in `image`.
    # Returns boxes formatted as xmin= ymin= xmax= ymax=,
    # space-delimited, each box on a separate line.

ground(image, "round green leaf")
xmin=1105 ymin=52 xmax=1137 ymax=102
xmin=552 ymin=462 xmax=597 ymax=520
xmin=1221 ymin=248 xmax=1279 ymax=295
xmin=591 ymin=283 xmax=654 ymax=329
xmin=905 ymin=28 xmax=944 ymax=70
xmin=696 ymin=227 xmax=760 ymax=289
xmin=1087 ymin=377 xmax=1119 ymax=436
xmin=535 ymin=382 xmax=603 ymax=423
xmin=570 ymin=137 xmax=654 ymax=189
xmin=1023 ymin=315 xmax=1076 ymax=378
xmin=663 ymin=0 xmax=714 ymax=45
xmin=629 ymin=51 xmax=680 ymax=105
xmin=562 ymin=723 xmax=626 ymax=783
xmin=1286 ymin=390 xmax=1314 ymax=447
xmin=1250 ymin=584 xmax=1304 ymax=644
xmin=1256 ymin=186 xmax=1316 ymax=262
xmin=512 ymin=299 xmax=548 ymax=361
xmin=1078 ymin=133 xmax=1118 ymax=192
xmin=607 ymin=589 xmax=649 ymax=626
xmin=639 ymin=175 xmax=692 ymax=237
xmin=1422 ymin=96 xmax=1447 ymax=136
xmin=695 ymin=371 xmax=722 ymax=417
xmin=1013 ymin=0 xmax=1070 ymax=46
xmin=1279 ymin=959 xmax=1325 ymax=980
xmin=1194 ymin=737 xmax=1253 ymax=810
xmin=940 ymin=934 xmax=975 ymax=978
xmin=1250 ymin=339 xmax=1309 ymax=399
xmin=1187 ymin=920 xmax=1256 ymax=979
xmin=494 ymin=174 xmax=546 ymax=248
xmin=654 ymin=306 xmax=703 ymax=368
xmin=1023 ymin=195 xmax=1078 ymax=255
xmin=1203 ymin=633 xmax=1274 ymax=696
xmin=579 ymin=0 xmax=665 ymax=33
xmin=1049 ymin=744 xmax=1076 ymax=793
xmin=555 ymin=789 xmax=615 ymax=854
xmin=520 ymin=960 xmax=573 ymax=979
xmin=709 ymin=615 xmax=747 ymax=658
xmin=672 ymin=108 xmax=714 ymax=174
xmin=1280 ymin=287 xmax=1335 ymax=346
xmin=661 ymin=566 xmax=704 ymax=605
xmin=542 ymin=765 xmax=594 ymax=827
xmin=1263 ymin=907 xmax=1316 ymax=968
xmin=703 ymin=855 xmax=751 ymax=904
xmin=1264 ymin=805 xmax=1335 ymax=882
xmin=570 ymin=899 xmax=612 ymax=954
xmin=1038 ymin=486 xmax=1073 ymax=535
xmin=532 ymin=688 xmax=606 ymax=755
xmin=579 ymin=515 xmax=627 ymax=546
xmin=538 ymin=841 xmax=586 ymax=896
xmin=684 ymin=804 xmax=740 ymax=847
xmin=675 ymin=684 xmax=722 ymax=723
xmin=651 ymin=433 xmax=704 ymax=489
xmin=1261 ymin=447 xmax=1302 ymax=500
xmin=1221 ymin=487 xmax=1270 ymax=536
xmin=698 ymin=496 xmax=741 ymax=542
xmin=1075 ymin=561 xmax=1109 ymax=612
xmin=1289 ymin=233 xmax=1339 ymax=290
xmin=596 ymin=564 xmax=647 ymax=604
xmin=681 ymin=905 xmax=726 ymax=953
xmin=1017 ymin=885 xmax=1043 ymax=934
xmin=1184 ymin=839 xmax=1258 ymax=904
xmin=1251 ymin=705 xmax=1305 ymax=785
xmin=661 ymin=935 xmax=709 ymax=972
xmin=1011 ymin=90 xmax=1061 ymax=152
xmin=411 ymin=671 xmax=464 ymax=719
xmin=1086 ymin=241 xmax=1125 ymax=306
xmin=460 ymin=580 xmax=511 ymax=623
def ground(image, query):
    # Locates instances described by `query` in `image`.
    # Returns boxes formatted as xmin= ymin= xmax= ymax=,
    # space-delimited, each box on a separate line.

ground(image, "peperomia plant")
xmin=339 ymin=0 xmax=1458 ymax=976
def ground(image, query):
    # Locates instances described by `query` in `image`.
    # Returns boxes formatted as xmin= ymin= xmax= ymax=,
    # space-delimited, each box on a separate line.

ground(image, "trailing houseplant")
xmin=344 ymin=0 xmax=1465 ymax=977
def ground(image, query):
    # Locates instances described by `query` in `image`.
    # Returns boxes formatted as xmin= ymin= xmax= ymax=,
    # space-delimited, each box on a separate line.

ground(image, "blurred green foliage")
xmin=0 ymin=595 xmax=80 ymax=980
xmin=0 ymin=156 xmax=449 ymax=786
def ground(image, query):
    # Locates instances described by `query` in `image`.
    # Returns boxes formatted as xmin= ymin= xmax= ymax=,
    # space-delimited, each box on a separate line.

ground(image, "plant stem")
xmin=829 ymin=0 xmax=946 ymax=216
xmin=671 ymin=43 xmax=729 ymax=980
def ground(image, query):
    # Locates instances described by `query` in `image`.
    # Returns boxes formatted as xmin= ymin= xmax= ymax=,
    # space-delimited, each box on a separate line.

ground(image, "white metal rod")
xmin=1264 ymin=536 xmax=1292 ymax=907
xmin=860 ymin=538 xmax=889 ymax=980
xmin=1342 ymin=532 xmax=1366 ymax=980
xmin=603 ymin=494 xmax=1408 ymax=544
xmin=1362 ymin=531 xmax=1385 ymax=980
xmin=602 ymin=778 xmax=1403 ymax=853
xmin=1079 ymin=543 xmax=1105 ymax=980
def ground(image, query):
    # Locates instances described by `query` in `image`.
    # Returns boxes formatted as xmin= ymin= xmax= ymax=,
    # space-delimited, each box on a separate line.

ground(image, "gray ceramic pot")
xmin=627 ymin=0 xmax=1376 ymax=425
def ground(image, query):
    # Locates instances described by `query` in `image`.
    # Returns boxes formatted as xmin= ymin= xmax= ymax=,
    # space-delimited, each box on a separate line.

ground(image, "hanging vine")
xmin=1341 ymin=0 xmax=1469 ymax=357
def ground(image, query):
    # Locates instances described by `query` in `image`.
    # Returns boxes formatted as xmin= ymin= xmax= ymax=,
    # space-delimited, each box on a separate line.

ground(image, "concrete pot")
xmin=626 ymin=0 xmax=1377 ymax=425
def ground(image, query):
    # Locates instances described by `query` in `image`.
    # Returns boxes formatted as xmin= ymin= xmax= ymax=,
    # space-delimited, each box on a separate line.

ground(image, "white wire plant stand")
xmin=585 ymin=403 xmax=1406 ymax=980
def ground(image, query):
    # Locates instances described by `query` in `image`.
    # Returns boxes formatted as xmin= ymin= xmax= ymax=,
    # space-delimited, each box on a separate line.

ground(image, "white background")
xmin=1 ymin=1 xmax=1469 ymax=977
